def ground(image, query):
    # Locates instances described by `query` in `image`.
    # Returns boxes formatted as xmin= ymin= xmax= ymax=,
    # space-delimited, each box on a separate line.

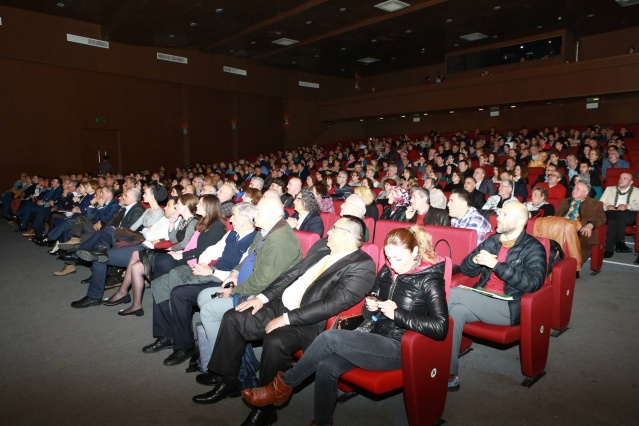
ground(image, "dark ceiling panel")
xmin=2 ymin=0 xmax=639 ymax=77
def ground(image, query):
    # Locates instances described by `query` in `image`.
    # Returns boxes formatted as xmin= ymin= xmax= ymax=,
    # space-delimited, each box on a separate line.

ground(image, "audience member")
xmin=405 ymin=187 xmax=451 ymax=226
xmin=448 ymin=189 xmax=492 ymax=245
xmin=599 ymin=172 xmax=638 ymax=258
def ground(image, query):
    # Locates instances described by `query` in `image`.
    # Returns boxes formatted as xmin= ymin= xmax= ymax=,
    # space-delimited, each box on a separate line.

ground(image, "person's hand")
xmin=606 ymin=205 xmax=616 ymax=210
xmin=170 ymin=250 xmax=183 ymax=260
xmin=265 ymin=315 xmax=286 ymax=334
xmin=217 ymin=287 xmax=233 ymax=298
xmin=221 ymin=272 xmax=238 ymax=288
xmin=93 ymin=222 xmax=102 ymax=231
xmin=377 ymin=300 xmax=398 ymax=320
xmin=617 ymin=204 xmax=628 ymax=211
xmin=405 ymin=206 xmax=416 ymax=219
xmin=365 ymin=295 xmax=380 ymax=312
xmin=192 ymin=263 xmax=213 ymax=276
xmin=473 ymin=249 xmax=498 ymax=268
xmin=37 ymin=200 xmax=44 ymax=206
xmin=580 ymin=223 xmax=593 ymax=238
xmin=48 ymin=200 xmax=55 ymax=207
xmin=236 ymin=298 xmax=263 ymax=314
xmin=71 ymin=207 xmax=81 ymax=213
xmin=286 ymin=217 xmax=298 ymax=229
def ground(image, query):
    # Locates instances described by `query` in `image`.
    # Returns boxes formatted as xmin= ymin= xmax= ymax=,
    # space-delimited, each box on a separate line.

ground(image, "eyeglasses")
xmin=330 ymin=225 xmax=352 ymax=234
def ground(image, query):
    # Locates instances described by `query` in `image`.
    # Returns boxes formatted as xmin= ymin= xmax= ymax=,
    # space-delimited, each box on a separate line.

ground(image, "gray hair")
xmin=500 ymin=179 xmax=514 ymax=189
xmin=344 ymin=194 xmax=366 ymax=218
xmin=411 ymin=187 xmax=430 ymax=204
xmin=576 ymin=179 xmax=592 ymax=192
xmin=297 ymin=190 xmax=321 ymax=215
xmin=129 ymin=188 xmax=142 ymax=202
xmin=250 ymin=176 xmax=264 ymax=190
xmin=232 ymin=202 xmax=258 ymax=225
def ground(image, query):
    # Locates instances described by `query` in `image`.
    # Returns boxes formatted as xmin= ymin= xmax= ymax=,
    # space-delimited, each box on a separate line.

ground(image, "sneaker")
xmin=448 ymin=376 xmax=460 ymax=392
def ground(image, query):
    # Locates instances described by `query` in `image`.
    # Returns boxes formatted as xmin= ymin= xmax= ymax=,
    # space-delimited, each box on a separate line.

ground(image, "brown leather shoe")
xmin=241 ymin=371 xmax=292 ymax=407
xmin=54 ymin=264 xmax=76 ymax=276
xmin=22 ymin=229 xmax=35 ymax=237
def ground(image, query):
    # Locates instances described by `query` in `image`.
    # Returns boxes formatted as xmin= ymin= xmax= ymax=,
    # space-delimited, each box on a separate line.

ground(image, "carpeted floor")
xmin=0 ymin=220 xmax=638 ymax=425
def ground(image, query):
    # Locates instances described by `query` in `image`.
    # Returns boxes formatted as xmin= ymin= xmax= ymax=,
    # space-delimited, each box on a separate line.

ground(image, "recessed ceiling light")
xmin=460 ymin=32 xmax=488 ymax=41
xmin=57 ymin=2 xmax=64 ymax=7
xmin=216 ymin=8 xmax=223 ymax=13
xmin=511 ymin=105 xmax=516 ymax=108
xmin=492 ymin=35 xmax=498 ymax=38
xmin=372 ymin=39 xmax=377 ymax=42
xmin=292 ymin=61 xmax=296 ymax=64
xmin=273 ymin=38 xmax=299 ymax=46
xmin=520 ymin=45 xmax=524 ymax=49
xmin=358 ymin=57 xmax=380 ymax=64
xmin=405 ymin=29 xmax=412 ymax=34
xmin=169 ymin=34 xmax=175 ymax=38
xmin=340 ymin=8 xmax=347 ymax=12
xmin=341 ymin=47 xmax=347 ymax=51
xmin=360 ymin=118 xmax=364 ymax=121
xmin=229 ymin=49 xmax=234 ymax=53
xmin=250 ymin=41 xmax=256 ymax=45
xmin=494 ymin=6 xmax=501 ymax=10
xmin=478 ymin=108 xmax=484 ymax=111
xmin=537 ymin=25 xmax=543 ymax=29
xmin=401 ymin=115 xmax=406 ymax=118
xmin=588 ymin=13 xmax=595 ymax=18
xmin=449 ymin=110 xmax=454 ymax=114
xmin=423 ymin=113 xmax=428 ymax=116
xmin=375 ymin=1 xmax=410 ymax=13
xmin=190 ymin=22 xmax=197 ymax=27
xmin=315 ymin=54 xmax=319 ymax=58
xmin=558 ymin=16 xmax=562 ymax=20
xmin=548 ymin=40 xmax=552 ymax=43
xmin=379 ymin=117 xmax=384 ymax=120
xmin=446 ymin=18 xmax=453 ymax=23
xmin=454 ymin=43 xmax=459 ymax=47
xmin=306 ymin=21 xmax=312 ymax=24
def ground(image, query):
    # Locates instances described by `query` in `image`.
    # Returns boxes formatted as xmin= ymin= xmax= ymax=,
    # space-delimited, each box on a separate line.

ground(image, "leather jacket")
xmin=380 ymin=205 xmax=409 ymax=222
xmin=363 ymin=260 xmax=449 ymax=343
xmin=460 ymin=232 xmax=547 ymax=325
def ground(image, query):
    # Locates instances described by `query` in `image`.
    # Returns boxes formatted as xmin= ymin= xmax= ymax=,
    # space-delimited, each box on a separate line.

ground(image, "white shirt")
xmin=296 ymin=212 xmax=309 ymax=230
xmin=257 ymin=249 xmax=355 ymax=325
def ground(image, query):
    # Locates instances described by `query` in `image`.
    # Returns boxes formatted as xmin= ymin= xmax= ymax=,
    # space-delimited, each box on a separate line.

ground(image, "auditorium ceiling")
xmin=3 ymin=0 xmax=639 ymax=77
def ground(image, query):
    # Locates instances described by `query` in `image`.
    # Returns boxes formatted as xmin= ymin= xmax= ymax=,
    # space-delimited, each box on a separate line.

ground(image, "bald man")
xmin=217 ymin=184 xmax=235 ymax=218
xmin=283 ymin=177 xmax=302 ymax=208
xmin=447 ymin=203 xmax=547 ymax=391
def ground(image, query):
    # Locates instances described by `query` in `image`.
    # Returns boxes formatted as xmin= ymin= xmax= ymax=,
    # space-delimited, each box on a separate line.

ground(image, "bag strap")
xmin=433 ymin=238 xmax=452 ymax=259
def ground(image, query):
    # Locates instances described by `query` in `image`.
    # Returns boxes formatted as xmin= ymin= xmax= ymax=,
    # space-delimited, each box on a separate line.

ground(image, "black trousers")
xmin=208 ymin=299 xmax=322 ymax=386
xmin=169 ymin=282 xmax=219 ymax=350
xmin=605 ymin=210 xmax=636 ymax=250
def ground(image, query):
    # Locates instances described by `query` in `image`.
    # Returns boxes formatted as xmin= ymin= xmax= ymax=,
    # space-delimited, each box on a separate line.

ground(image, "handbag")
xmin=113 ymin=227 xmax=145 ymax=248
xmin=332 ymin=313 xmax=375 ymax=333
xmin=433 ymin=239 xmax=461 ymax=275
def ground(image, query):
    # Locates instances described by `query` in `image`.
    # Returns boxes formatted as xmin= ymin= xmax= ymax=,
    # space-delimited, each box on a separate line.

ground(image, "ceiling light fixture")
xmin=372 ymin=39 xmax=377 ymax=42
xmin=401 ymin=115 xmax=406 ymax=118
xmin=537 ymin=25 xmax=543 ymax=29
xmin=479 ymin=108 xmax=484 ymax=111
xmin=423 ymin=113 xmax=428 ymax=116
xmin=340 ymin=8 xmax=347 ymax=12
xmin=449 ymin=110 xmax=454 ymax=114
xmin=57 ymin=2 xmax=65 ymax=7
xmin=379 ymin=117 xmax=384 ymax=120
xmin=340 ymin=47 xmax=347 ymax=51
xmin=306 ymin=20 xmax=312 ymax=24
xmin=358 ymin=57 xmax=380 ymax=64
xmin=405 ymin=29 xmax=412 ymax=33
xmin=375 ymin=1 xmax=411 ymax=13
xmin=558 ymin=16 xmax=562 ymax=20
xmin=446 ymin=18 xmax=453 ymax=23
xmin=216 ymin=8 xmax=223 ymax=13
xmin=273 ymin=38 xmax=299 ymax=46
xmin=511 ymin=105 xmax=516 ymax=108
xmin=169 ymin=34 xmax=175 ymax=38
xmin=190 ymin=22 xmax=197 ymax=27
xmin=460 ymin=32 xmax=488 ymax=41
xmin=494 ymin=5 xmax=501 ymax=10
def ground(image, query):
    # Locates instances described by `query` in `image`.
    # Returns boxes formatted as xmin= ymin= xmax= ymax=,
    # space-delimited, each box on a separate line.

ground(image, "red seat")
xmin=549 ymin=256 xmax=578 ymax=336
xmin=423 ymin=225 xmax=478 ymax=267
xmin=624 ymin=212 xmax=639 ymax=253
xmin=603 ymin=168 xmax=637 ymax=186
xmin=320 ymin=213 xmax=338 ymax=238
xmin=362 ymin=216 xmax=375 ymax=243
xmin=284 ymin=207 xmax=295 ymax=218
xmin=459 ymin=238 xmax=553 ymax=387
xmin=589 ymin=225 xmax=608 ymax=274
xmin=332 ymin=200 xmax=344 ymax=214
xmin=360 ymin=243 xmax=381 ymax=272
xmin=294 ymin=230 xmax=320 ymax=258
xmin=337 ymin=257 xmax=454 ymax=425
xmin=372 ymin=220 xmax=412 ymax=251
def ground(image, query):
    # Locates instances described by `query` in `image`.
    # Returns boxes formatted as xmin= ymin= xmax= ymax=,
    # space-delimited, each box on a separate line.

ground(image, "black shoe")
xmin=118 ymin=307 xmax=144 ymax=316
xmin=77 ymin=247 xmax=109 ymax=263
xmin=81 ymin=276 xmax=92 ymax=284
xmin=142 ymin=337 xmax=174 ymax=354
xmin=70 ymin=296 xmax=102 ymax=308
xmin=615 ymin=242 xmax=632 ymax=253
xmin=163 ymin=347 xmax=195 ymax=366
xmin=196 ymin=372 xmax=223 ymax=386
xmin=33 ymin=237 xmax=51 ymax=246
xmin=192 ymin=381 xmax=241 ymax=404
xmin=60 ymin=253 xmax=80 ymax=262
xmin=103 ymin=293 xmax=131 ymax=306
xmin=603 ymin=250 xmax=614 ymax=259
xmin=241 ymin=407 xmax=278 ymax=426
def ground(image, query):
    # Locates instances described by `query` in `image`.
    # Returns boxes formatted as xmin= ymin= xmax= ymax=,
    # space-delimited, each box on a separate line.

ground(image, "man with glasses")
xmin=534 ymin=170 xmax=567 ymax=199
xmin=331 ymin=171 xmax=354 ymax=200
xmin=191 ymin=216 xmax=376 ymax=426
xmin=192 ymin=176 xmax=205 ymax=196
xmin=481 ymin=179 xmax=520 ymax=218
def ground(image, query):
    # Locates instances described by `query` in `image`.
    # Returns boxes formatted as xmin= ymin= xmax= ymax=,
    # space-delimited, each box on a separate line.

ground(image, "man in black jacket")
xmin=191 ymin=216 xmax=376 ymax=426
xmin=447 ymin=202 xmax=547 ymax=392
xmin=405 ymin=187 xmax=450 ymax=226
xmin=463 ymin=177 xmax=487 ymax=211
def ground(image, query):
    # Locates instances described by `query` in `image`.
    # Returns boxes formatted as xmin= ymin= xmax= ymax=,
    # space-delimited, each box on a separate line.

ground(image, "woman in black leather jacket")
xmin=242 ymin=226 xmax=449 ymax=426
xmin=380 ymin=186 xmax=411 ymax=222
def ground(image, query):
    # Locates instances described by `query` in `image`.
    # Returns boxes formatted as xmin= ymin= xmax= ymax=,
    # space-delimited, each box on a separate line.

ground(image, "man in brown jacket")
xmin=555 ymin=181 xmax=606 ymax=264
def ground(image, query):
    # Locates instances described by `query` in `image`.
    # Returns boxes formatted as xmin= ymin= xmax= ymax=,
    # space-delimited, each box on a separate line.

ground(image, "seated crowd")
xmin=2 ymin=122 xmax=638 ymax=425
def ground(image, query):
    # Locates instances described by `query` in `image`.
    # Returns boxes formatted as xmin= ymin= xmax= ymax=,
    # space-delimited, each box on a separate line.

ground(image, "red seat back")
xmin=361 ymin=243 xmax=382 ymax=272
xmin=424 ymin=225 xmax=478 ymax=266
xmin=294 ymin=230 xmax=320 ymax=258
xmin=284 ymin=207 xmax=295 ymax=218
xmin=319 ymin=212 xmax=338 ymax=238
xmin=372 ymin=220 xmax=412 ymax=251
xmin=363 ymin=217 xmax=375 ymax=242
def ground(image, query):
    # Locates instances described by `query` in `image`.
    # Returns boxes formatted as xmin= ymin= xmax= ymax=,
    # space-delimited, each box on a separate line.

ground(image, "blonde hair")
xmin=384 ymin=225 xmax=437 ymax=263
xmin=354 ymin=186 xmax=375 ymax=206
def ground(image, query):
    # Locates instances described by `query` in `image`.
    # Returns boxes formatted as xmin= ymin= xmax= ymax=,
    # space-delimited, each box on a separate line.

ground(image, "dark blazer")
xmin=469 ymin=190 xmax=486 ymax=211
xmin=293 ymin=212 xmax=324 ymax=237
xmin=118 ymin=202 xmax=147 ymax=230
xmin=409 ymin=206 xmax=451 ymax=227
xmin=262 ymin=239 xmax=376 ymax=329
xmin=477 ymin=179 xmax=496 ymax=197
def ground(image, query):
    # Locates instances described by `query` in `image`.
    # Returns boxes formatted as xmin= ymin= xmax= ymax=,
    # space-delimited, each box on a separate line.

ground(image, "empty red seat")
xmin=294 ymin=230 xmax=320 ymax=258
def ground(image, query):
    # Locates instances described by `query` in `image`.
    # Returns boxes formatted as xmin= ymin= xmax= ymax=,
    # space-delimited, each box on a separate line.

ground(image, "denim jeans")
xmin=282 ymin=329 xmax=402 ymax=426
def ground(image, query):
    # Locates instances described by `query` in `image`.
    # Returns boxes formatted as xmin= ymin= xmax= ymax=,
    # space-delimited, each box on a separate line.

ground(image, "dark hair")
xmin=340 ymin=215 xmax=366 ymax=246
xmin=297 ymin=190 xmax=321 ymax=215
xmin=178 ymin=193 xmax=198 ymax=215
xmin=312 ymin=182 xmax=329 ymax=198
xmin=271 ymin=178 xmax=286 ymax=190
xmin=385 ymin=178 xmax=397 ymax=187
xmin=172 ymin=184 xmax=184 ymax=197
xmin=196 ymin=194 xmax=223 ymax=232
xmin=451 ymin=189 xmax=472 ymax=207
